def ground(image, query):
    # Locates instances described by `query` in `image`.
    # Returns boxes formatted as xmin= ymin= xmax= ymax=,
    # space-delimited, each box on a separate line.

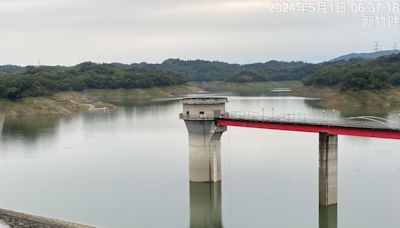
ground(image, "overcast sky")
xmin=0 ymin=0 xmax=399 ymax=65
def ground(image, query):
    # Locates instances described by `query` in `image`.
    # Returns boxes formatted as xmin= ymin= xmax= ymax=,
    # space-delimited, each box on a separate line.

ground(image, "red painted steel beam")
xmin=216 ymin=118 xmax=400 ymax=140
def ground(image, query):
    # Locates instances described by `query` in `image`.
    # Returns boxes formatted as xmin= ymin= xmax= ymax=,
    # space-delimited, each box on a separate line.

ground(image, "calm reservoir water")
xmin=1 ymin=93 xmax=400 ymax=228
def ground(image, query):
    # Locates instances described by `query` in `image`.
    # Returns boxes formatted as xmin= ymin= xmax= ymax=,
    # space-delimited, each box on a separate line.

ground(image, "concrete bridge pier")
xmin=319 ymin=133 xmax=338 ymax=206
xmin=180 ymin=97 xmax=228 ymax=182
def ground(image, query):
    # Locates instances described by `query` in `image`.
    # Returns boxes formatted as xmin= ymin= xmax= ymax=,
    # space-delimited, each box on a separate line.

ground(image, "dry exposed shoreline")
xmin=0 ymin=84 xmax=201 ymax=116
xmin=0 ymin=208 xmax=93 ymax=228
xmin=1 ymin=82 xmax=400 ymax=116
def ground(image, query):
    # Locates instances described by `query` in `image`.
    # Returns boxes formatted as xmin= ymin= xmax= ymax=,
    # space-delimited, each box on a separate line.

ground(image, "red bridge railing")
xmin=216 ymin=112 xmax=400 ymax=140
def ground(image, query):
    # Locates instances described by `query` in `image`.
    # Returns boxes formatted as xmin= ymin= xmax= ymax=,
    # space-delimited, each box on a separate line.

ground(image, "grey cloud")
xmin=0 ymin=0 xmax=398 ymax=65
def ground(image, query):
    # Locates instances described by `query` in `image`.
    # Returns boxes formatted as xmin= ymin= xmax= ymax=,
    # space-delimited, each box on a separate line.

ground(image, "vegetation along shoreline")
xmin=2 ymin=53 xmax=400 ymax=116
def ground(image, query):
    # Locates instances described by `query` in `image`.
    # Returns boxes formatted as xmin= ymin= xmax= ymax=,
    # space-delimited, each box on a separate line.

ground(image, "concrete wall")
xmin=185 ymin=120 xmax=226 ymax=182
xmin=190 ymin=182 xmax=222 ymax=228
xmin=319 ymin=133 xmax=338 ymax=206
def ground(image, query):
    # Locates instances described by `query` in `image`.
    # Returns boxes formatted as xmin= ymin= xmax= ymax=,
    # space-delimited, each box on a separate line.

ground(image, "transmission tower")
xmin=373 ymin=42 xmax=381 ymax=52
xmin=394 ymin=42 xmax=398 ymax=50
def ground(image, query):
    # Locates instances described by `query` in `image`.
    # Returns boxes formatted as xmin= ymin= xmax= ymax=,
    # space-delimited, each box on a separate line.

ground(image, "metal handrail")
xmin=219 ymin=113 xmax=400 ymax=131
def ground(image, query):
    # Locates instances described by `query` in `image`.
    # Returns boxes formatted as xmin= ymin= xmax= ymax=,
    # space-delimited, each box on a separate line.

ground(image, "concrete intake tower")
xmin=180 ymin=97 xmax=228 ymax=183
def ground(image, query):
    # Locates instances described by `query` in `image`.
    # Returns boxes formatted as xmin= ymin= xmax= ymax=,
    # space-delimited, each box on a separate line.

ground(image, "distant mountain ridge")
xmin=331 ymin=50 xmax=400 ymax=61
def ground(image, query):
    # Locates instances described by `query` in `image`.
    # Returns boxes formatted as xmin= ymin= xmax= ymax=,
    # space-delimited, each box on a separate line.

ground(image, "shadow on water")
xmin=190 ymin=182 xmax=223 ymax=228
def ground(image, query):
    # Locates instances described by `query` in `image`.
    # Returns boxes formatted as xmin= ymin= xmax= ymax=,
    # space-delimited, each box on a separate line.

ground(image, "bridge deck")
xmin=216 ymin=113 xmax=400 ymax=140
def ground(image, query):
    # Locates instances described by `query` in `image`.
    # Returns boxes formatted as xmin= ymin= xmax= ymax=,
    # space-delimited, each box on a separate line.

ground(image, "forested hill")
xmin=331 ymin=50 xmax=400 ymax=62
xmin=0 ymin=59 xmax=315 ymax=84
xmin=303 ymin=54 xmax=400 ymax=90
xmin=0 ymin=65 xmax=24 ymax=73
xmin=130 ymin=59 xmax=314 ymax=82
xmin=0 ymin=62 xmax=185 ymax=99
xmin=3 ymin=54 xmax=400 ymax=99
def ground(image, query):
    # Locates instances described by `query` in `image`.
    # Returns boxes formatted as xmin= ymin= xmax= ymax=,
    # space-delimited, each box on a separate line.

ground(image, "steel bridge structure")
xmin=216 ymin=112 xmax=400 ymax=140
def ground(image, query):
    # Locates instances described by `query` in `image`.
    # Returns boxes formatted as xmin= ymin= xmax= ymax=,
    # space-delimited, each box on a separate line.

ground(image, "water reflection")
xmin=0 ymin=114 xmax=4 ymax=136
xmin=0 ymin=99 xmax=181 ymax=143
xmin=320 ymin=205 xmax=337 ymax=228
xmin=190 ymin=182 xmax=223 ymax=228
xmin=105 ymin=98 xmax=179 ymax=109
xmin=304 ymin=99 xmax=399 ymax=118
xmin=189 ymin=180 xmax=337 ymax=228
xmin=1 ymin=116 xmax=60 ymax=142
xmin=1 ymin=95 xmax=399 ymax=227
xmin=200 ymin=86 xmax=293 ymax=97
